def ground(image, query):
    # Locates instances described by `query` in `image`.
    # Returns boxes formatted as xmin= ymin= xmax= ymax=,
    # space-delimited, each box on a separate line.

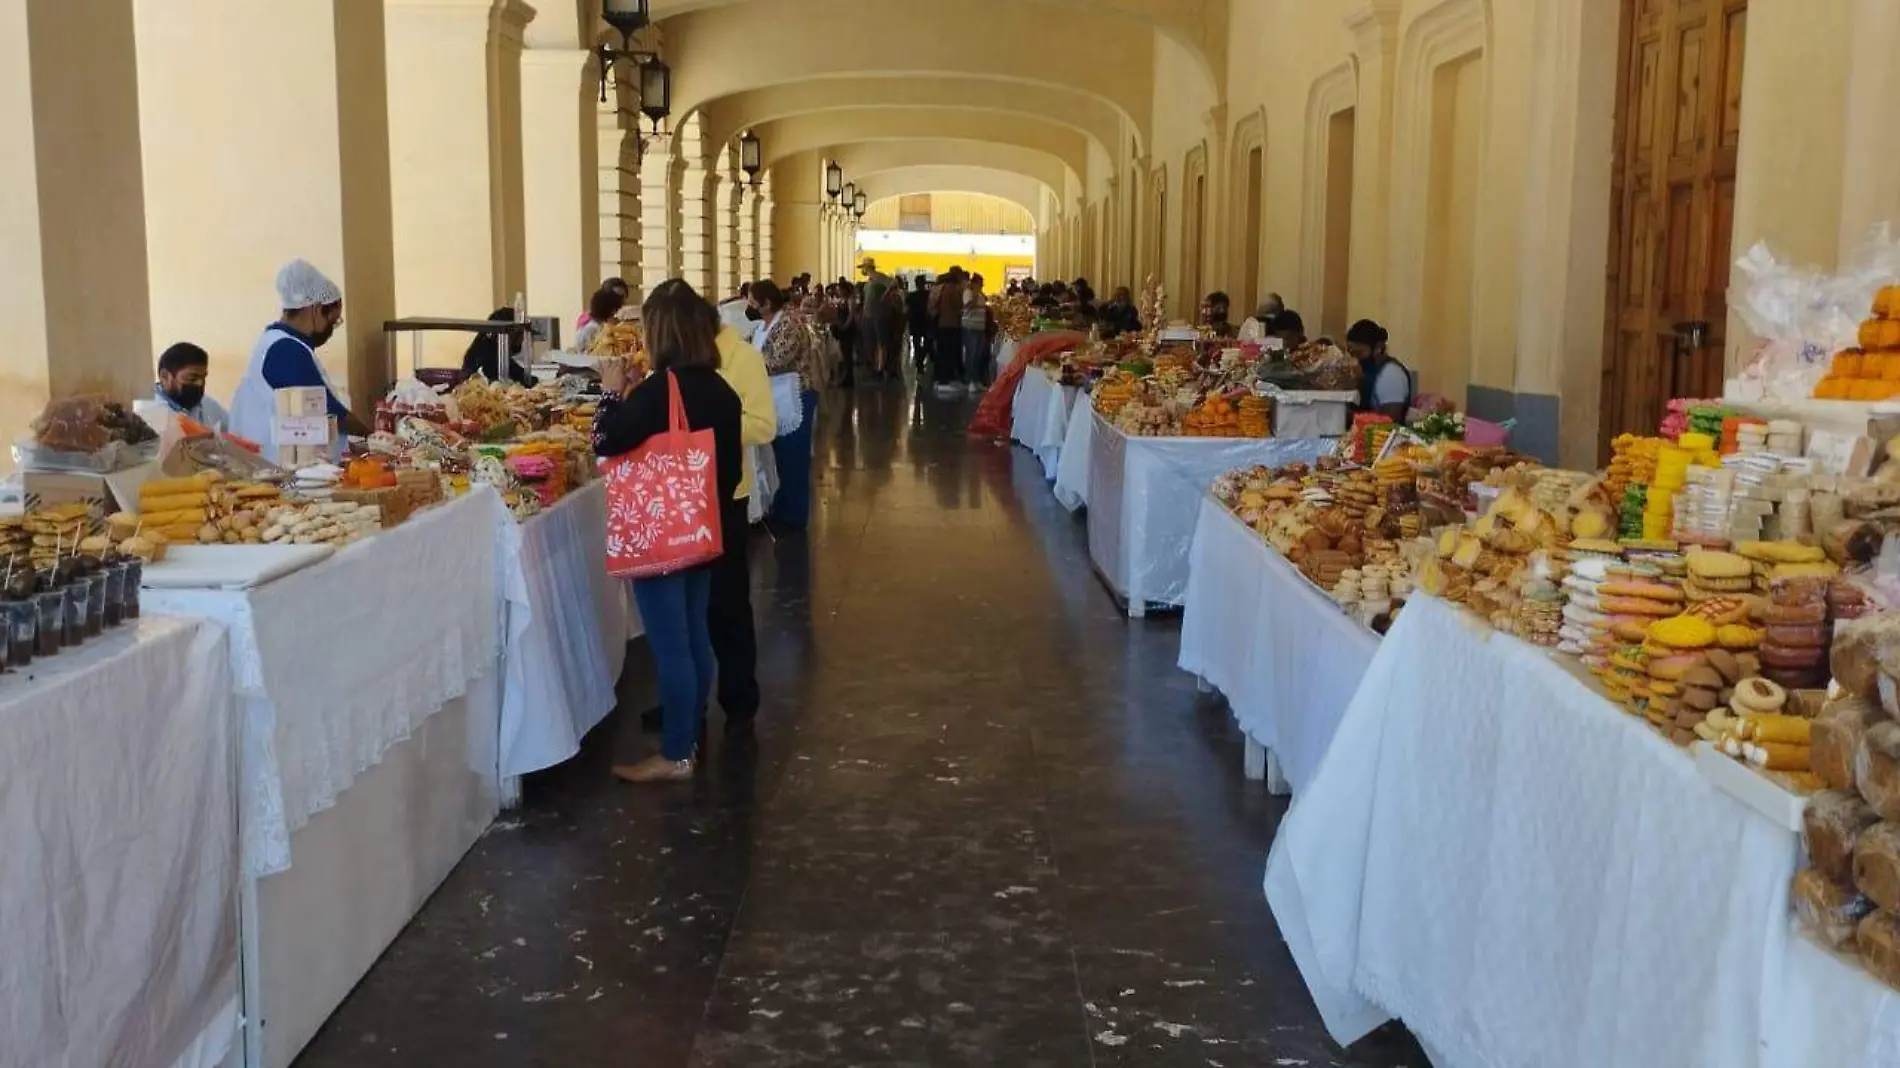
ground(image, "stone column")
xmin=712 ymin=171 xmax=738 ymax=297
xmin=758 ymin=178 xmax=776 ymax=280
xmin=384 ymin=0 xmax=531 ymax=365
xmin=136 ymin=0 xmax=397 ymax=410
xmin=1344 ymin=0 xmax=1400 ymax=319
xmin=521 ymin=43 xmax=600 ymax=332
xmin=738 ymin=184 xmax=759 ymax=284
xmin=638 ymin=133 xmax=679 ymax=285
xmin=0 ymin=0 xmax=154 ymax=466
xmin=1838 ymin=0 xmax=1900 ymax=249
xmin=677 ymin=161 xmax=713 ymax=292
xmin=1512 ymin=0 xmax=1619 ymax=467
xmin=599 ymin=109 xmax=641 ymax=289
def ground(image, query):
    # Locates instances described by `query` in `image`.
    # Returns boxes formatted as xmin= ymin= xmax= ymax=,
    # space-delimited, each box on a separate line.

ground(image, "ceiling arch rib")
xmin=699 ymin=79 xmax=1123 ymax=160
xmin=751 ymin=110 xmax=1088 ymax=185
xmin=648 ymin=0 xmax=1224 ymax=91
xmin=856 ymin=168 xmax=1051 ymax=223
xmin=820 ymin=142 xmax=1071 ymax=202
xmin=661 ymin=0 xmax=1155 ymax=140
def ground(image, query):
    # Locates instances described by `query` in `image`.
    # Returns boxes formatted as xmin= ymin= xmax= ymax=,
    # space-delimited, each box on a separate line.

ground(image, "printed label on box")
xmin=273 ymin=415 xmax=332 ymax=446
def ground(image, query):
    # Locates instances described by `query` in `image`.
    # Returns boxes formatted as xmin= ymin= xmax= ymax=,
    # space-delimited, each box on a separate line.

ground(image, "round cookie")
xmin=1731 ymin=677 xmax=1787 ymax=714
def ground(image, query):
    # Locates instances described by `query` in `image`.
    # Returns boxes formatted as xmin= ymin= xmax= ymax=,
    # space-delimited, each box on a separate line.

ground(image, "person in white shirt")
xmin=1238 ymin=292 xmax=1285 ymax=343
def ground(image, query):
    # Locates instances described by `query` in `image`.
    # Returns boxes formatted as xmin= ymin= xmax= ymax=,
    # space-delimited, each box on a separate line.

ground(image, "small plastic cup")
xmin=122 ymin=559 xmax=143 ymax=619
xmin=34 ymin=589 xmax=64 ymax=655
xmin=101 ymin=565 xmax=126 ymax=627
xmin=82 ymin=574 xmax=106 ymax=637
xmin=63 ymin=582 xmax=89 ymax=647
xmin=4 ymin=600 xmax=35 ymax=666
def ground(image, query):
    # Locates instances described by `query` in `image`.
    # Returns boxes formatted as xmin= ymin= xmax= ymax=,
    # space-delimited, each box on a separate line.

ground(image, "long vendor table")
xmin=2 ymin=618 xmax=241 ymax=1068
xmin=1178 ymin=497 xmax=1379 ymax=792
xmin=1085 ymin=411 xmax=1333 ymax=616
xmin=1053 ymin=391 xmax=1095 ymax=511
xmin=1265 ymin=592 xmax=1823 ymax=1068
xmin=1009 ymin=364 xmax=1081 ymax=481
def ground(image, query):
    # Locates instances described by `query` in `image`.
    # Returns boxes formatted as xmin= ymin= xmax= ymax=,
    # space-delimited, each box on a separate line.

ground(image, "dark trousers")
xmin=770 ymin=389 xmax=819 ymax=529
xmin=934 ymin=326 xmax=964 ymax=385
xmin=709 ymin=497 xmax=759 ymax=723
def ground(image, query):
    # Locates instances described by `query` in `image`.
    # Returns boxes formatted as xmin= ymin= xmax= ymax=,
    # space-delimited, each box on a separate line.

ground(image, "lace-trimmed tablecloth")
xmin=1178 ymin=498 xmax=1379 ymax=794
xmin=1266 ymin=593 xmax=1793 ymax=1068
xmin=145 ymin=485 xmax=518 ymax=877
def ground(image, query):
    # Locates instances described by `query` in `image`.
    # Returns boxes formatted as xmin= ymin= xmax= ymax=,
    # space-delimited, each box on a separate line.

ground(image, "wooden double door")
xmin=1601 ymin=0 xmax=1748 ymax=459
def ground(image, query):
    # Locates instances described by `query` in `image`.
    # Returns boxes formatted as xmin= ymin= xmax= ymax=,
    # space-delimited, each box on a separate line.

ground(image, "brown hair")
xmin=751 ymin=278 xmax=788 ymax=313
xmin=641 ymin=279 xmax=722 ymax=372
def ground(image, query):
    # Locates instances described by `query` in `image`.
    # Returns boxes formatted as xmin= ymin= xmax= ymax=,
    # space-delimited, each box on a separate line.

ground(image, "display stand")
xmin=144 ymin=488 xmax=515 ymax=1068
xmin=1009 ymin=365 xmax=1081 ymax=480
xmin=0 ymin=619 xmax=242 ymax=1068
xmin=1178 ymin=499 xmax=1379 ymax=792
xmin=1053 ymin=391 xmax=1095 ymax=511
xmin=1084 ymin=412 xmax=1333 ymax=616
xmin=1265 ymin=594 xmax=1799 ymax=1068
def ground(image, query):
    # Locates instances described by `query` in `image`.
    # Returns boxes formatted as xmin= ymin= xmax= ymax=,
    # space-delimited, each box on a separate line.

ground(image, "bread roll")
xmin=1860 ymin=722 xmax=1900 ymax=821
xmin=1858 ymin=823 xmax=1900 ymax=912
xmin=1860 ymin=910 xmax=1900 ymax=992
xmin=1793 ymin=868 xmax=1875 ymax=950
xmin=1807 ymin=790 xmax=1880 ymax=885
xmin=1816 ymin=696 xmax=1886 ymax=791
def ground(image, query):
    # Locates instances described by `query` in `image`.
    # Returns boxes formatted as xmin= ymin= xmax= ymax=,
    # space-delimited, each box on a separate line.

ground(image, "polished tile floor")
xmin=294 ymin=380 xmax=1428 ymax=1067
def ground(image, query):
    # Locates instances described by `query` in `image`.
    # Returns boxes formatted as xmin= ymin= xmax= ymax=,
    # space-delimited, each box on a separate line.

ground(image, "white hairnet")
xmin=275 ymin=259 xmax=342 ymax=310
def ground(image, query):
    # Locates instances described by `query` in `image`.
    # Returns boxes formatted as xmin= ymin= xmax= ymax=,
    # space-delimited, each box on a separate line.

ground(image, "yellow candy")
xmin=1649 ymin=614 xmax=1717 ymax=649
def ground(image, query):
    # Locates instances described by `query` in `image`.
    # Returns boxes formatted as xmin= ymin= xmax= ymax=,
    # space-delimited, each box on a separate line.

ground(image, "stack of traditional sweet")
xmin=1813 ymin=285 xmax=1900 ymax=400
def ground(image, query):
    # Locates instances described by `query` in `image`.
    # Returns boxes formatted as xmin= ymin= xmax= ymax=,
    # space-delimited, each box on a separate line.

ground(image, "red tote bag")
xmin=602 ymin=371 xmax=725 ymax=578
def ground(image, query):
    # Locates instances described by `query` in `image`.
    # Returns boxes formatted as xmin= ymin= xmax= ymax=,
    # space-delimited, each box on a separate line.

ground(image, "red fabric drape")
xmin=968 ymin=331 xmax=1085 ymax=440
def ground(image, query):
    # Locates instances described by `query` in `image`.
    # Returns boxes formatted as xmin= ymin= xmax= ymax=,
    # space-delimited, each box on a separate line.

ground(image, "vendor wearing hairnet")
xmin=228 ymin=259 xmax=370 ymax=460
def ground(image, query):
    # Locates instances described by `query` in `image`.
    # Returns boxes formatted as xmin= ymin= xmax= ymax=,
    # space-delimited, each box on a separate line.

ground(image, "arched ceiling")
xmin=856 ymin=168 xmax=1051 ymax=223
xmin=698 ymin=79 xmax=1125 ymax=160
xmin=659 ymin=0 xmax=1158 ymax=140
xmin=752 ymin=109 xmax=1088 ymax=185
xmin=647 ymin=0 xmax=1225 ymax=89
xmin=823 ymin=143 xmax=1073 ymax=202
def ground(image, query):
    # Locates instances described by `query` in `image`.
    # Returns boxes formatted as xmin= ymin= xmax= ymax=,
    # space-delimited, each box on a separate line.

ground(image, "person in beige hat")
xmin=859 ymin=257 xmax=897 ymax=380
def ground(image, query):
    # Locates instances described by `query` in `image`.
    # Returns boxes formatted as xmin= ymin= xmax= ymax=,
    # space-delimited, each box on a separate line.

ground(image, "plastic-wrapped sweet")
xmin=1833 ymin=617 xmax=1899 ymax=699
xmin=1793 ymin=868 xmax=1875 ymax=950
xmin=1858 ymin=822 xmax=1900 ymax=912
xmin=1859 ymin=910 xmax=1900 ymax=991
xmin=1816 ymin=696 xmax=1887 ymax=791
xmin=1856 ymin=721 xmax=1900 ymax=821
xmin=1808 ymin=790 xmax=1880 ymax=885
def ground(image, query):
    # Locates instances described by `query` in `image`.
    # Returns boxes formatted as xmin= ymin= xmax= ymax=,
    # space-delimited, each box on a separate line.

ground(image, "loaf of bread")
xmin=1816 ymin=695 xmax=1886 ymax=791
xmin=1859 ymin=721 xmax=1900 ymax=821
xmin=1857 ymin=822 xmax=1900 ymax=912
xmin=1793 ymin=869 xmax=1875 ymax=950
xmin=1860 ymin=910 xmax=1900 ymax=991
xmin=1807 ymin=790 xmax=1880 ymax=885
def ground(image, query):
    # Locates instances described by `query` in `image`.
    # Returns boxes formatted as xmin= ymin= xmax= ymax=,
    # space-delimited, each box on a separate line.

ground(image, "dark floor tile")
xmin=292 ymin=384 xmax=1427 ymax=1068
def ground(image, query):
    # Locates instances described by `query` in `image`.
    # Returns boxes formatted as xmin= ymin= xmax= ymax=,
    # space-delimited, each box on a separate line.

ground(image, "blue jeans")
xmin=770 ymin=389 xmax=820 ymax=529
xmin=964 ymin=329 xmax=990 ymax=385
xmin=631 ymin=569 xmax=714 ymax=761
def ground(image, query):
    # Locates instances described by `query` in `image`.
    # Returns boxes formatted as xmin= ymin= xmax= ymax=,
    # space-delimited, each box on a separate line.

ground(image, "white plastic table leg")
xmin=1243 ymin=738 xmax=1267 ymax=781
xmin=1264 ymin=750 xmax=1291 ymax=796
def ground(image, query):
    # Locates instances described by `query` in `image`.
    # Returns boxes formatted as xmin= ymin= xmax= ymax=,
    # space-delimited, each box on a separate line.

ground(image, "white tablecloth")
xmin=1 ymin=618 xmax=240 ymax=1068
xmin=1053 ymin=391 xmax=1095 ymax=511
xmin=1085 ymin=414 xmax=1334 ymax=612
xmin=1010 ymin=365 xmax=1080 ymax=481
xmin=145 ymin=486 xmax=518 ymax=877
xmin=1265 ymin=594 xmax=1793 ymax=1068
xmin=501 ymin=482 xmax=632 ymax=778
xmin=1178 ymin=498 xmax=1380 ymax=794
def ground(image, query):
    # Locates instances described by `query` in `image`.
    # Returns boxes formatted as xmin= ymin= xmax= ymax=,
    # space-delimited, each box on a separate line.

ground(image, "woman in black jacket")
xmin=460 ymin=307 xmax=531 ymax=384
xmin=593 ymin=280 xmax=743 ymax=782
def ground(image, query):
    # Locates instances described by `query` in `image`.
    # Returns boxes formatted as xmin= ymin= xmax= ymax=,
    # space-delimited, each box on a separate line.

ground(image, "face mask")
xmin=745 ymin=306 xmax=763 ymax=322
xmin=310 ymin=323 xmax=336 ymax=348
xmin=168 ymin=383 xmax=205 ymax=410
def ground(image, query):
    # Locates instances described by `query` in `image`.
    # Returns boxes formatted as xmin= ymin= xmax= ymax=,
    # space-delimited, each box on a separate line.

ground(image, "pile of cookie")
xmin=20 ymin=503 xmax=94 ymax=571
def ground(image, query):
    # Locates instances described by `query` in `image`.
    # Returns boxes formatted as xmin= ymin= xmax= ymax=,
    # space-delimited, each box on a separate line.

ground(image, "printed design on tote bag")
xmin=606 ymin=445 xmax=716 ymax=557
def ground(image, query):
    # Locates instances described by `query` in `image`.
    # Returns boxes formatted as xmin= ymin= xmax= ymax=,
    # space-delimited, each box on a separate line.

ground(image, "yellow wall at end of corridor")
xmin=857 ymin=250 xmax=1034 ymax=286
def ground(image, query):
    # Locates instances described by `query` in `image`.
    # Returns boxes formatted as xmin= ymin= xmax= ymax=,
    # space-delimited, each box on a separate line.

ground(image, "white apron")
xmin=228 ymin=325 xmax=347 ymax=463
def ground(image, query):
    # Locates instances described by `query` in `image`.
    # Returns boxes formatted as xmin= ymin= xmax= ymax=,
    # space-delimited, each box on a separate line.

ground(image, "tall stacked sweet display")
xmin=1137 ymin=274 xmax=1165 ymax=353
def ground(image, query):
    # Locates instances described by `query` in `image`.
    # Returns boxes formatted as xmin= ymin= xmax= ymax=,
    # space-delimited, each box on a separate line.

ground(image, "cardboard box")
xmin=23 ymin=461 xmax=160 ymax=517
xmin=275 ymin=387 xmax=330 ymax=418
xmin=331 ymin=485 xmax=415 ymax=529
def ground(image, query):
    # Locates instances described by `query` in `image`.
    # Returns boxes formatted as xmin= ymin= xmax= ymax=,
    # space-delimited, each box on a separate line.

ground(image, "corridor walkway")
xmin=294 ymin=383 xmax=1428 ymax=1067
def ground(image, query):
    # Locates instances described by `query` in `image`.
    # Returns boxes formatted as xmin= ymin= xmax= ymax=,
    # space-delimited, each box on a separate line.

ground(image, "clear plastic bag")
xmin=1793 ymin=868 xmax=1875 ymax=949
xmin=1816 ymin=695 xmax=1887 ymax=790
xmin=1734 ymin=227 xmax=1900 ymax=401
xmin=1860 ymin=822 xmax=1900 ymax=912
xmin=1807 ymin=790 xmax=1880 ymax=885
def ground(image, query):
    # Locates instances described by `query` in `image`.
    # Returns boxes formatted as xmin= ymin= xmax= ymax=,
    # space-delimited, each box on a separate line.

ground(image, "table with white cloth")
xmin=501 ymin=480 xmax=634 ymax=779
xmin=1265 ymin=593 xmax=1804 ymax=1068
xmin=1052 ymin=391 xmax=1095 ymax=511
xmin=1009 ymin=365 xmax=1081 ymax=481
xmin=1 ymin=618 xmax=241 ymax=1068
xmin=1177 ymin=497 xmax=1379 ymax=792
xmin=1084 ymin=412 xmax=1334 ymax=616
xmin=145 ymin=486 xmax=516 ymax=1068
